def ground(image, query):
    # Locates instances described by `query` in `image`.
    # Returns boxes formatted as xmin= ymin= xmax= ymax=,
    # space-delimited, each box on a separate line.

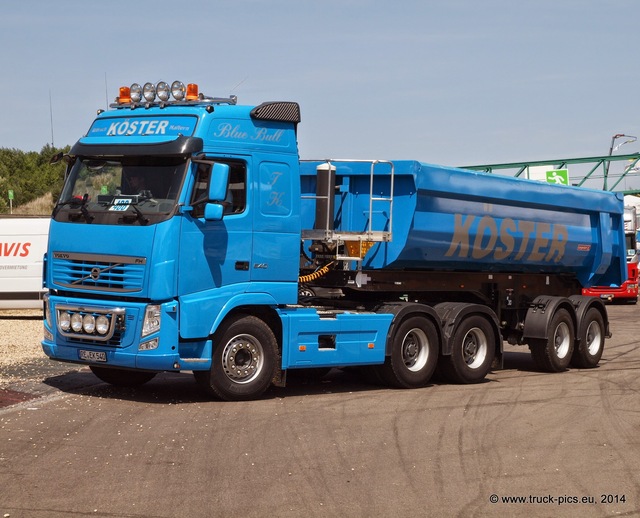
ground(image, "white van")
xmin=0 ymin=216 xmax=50 ymax=309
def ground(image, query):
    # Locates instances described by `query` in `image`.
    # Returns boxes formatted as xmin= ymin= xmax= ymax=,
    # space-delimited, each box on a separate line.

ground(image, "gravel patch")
xmin=0 ymin=309 xmax=46 ymax=386
xmin=0 ymin=310 xmax=104 ymax=404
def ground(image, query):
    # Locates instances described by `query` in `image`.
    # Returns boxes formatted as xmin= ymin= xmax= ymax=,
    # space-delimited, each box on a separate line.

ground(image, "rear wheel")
xmin=439 ymin=315 xmax=495 ymax=384
xmin=195 ymin=314 xmax=277 ymax=401
xmin=377 ymin=315 xmax=439 ymax=388
xmin=89 ymin=366 xmax=156 ymax=387
xmin=571 ymin=307 xmax=605 ymax=368
xmin=529 ymin=308 xmax=575 ymax=372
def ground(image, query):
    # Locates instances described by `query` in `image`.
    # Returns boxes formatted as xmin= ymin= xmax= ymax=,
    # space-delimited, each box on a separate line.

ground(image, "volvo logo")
xmin=90 ymin=267 xmax=101 ymax=281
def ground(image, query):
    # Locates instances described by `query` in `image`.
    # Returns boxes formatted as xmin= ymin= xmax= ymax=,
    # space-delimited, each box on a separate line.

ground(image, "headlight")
xmin=130 ymin=83 xmax=142 ymax=103
xmin=143 ymin=82 xmax=156 ymax=102
xmin=171 ymin=81 xmax=186 ymax=101
xmin=139 ymin=338 xmax=159 ymax=351
xmin=82 ymin=314 xmax=96 ymax=334
xmin=142 ymin=304 xmax=161 ymax=337
xmin=71 ymin=313 xmax=83 ymax=332
xmin=96 ymin=315 xmax=109 ymax=335
xmin=156 ymin=81 xmax=170 ymax=102
xmin=59 ymin=311 xmax=71 ymax=331
xmin=43 ymin=293 xmax=52 ymax=328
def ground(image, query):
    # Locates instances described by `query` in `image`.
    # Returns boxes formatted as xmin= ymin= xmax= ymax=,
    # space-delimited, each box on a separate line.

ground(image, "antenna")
xmin=230 ymin=77 xmax=248 ymax=92
xmin=104 ymin=73 xmax=109 ymax=108
xmin=49 ymin=90 xmax=54 ymax=147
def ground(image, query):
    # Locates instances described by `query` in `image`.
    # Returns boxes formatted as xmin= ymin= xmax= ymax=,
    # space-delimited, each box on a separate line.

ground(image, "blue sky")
xmin=2 ymin=0 xmax=640 ymax=168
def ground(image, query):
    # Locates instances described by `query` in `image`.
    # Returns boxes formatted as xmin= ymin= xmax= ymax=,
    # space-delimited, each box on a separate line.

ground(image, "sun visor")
xmin=70 ymin=135 xmax=203 ymax=158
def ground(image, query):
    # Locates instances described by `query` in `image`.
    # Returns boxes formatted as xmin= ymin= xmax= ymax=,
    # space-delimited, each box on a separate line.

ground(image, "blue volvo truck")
xmin=42 ymin=81 xmax=627 ymax=400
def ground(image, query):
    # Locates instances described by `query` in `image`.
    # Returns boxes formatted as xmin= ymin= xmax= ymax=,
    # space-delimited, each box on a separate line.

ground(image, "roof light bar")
xmin=114 ymin=81 xmax=237 ymax=107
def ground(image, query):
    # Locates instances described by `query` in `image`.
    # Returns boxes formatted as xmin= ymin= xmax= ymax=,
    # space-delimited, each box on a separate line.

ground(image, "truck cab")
xmin=582 ymin=205 xmax=638 ymax=303
xmin=43 ymin=82 xmax=306 ymax=398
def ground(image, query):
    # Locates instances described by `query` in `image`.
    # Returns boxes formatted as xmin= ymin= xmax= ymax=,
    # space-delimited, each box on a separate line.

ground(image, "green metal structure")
xmin=462 ymin=152 xmax=640 ymax=194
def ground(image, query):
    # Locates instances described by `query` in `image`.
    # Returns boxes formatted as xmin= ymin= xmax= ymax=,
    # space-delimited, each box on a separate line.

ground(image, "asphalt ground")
xmin=0 ymin=304 xmax=639 ymax=518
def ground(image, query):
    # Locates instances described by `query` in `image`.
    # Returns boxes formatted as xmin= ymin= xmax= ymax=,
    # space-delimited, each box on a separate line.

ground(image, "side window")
xmin=190 ymin=159 xmax=247 ymax=218
xmin=190 ymin=164 xmax=210 ymax=215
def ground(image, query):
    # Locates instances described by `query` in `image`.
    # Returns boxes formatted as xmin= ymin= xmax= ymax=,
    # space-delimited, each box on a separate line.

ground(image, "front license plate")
xmin=79 ymin=350 xmax=107 ymax=362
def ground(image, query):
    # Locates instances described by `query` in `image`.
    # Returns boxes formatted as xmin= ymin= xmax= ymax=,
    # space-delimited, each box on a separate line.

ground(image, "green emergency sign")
xmin=546 ymin=169 xmax=569 ymax=185
xmin=8 ymin=189 xmax=13 ymax=200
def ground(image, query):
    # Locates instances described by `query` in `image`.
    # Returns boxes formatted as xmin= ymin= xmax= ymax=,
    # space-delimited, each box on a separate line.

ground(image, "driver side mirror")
xmin=204 ymin=203 xmax=224 ymax=221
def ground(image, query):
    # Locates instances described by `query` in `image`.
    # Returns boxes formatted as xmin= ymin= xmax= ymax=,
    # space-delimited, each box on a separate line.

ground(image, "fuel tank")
xmin=300 ymin=160 xmax=626 ymax=288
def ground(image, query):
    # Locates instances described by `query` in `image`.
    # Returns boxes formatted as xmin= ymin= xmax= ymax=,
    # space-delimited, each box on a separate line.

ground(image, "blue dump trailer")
xmin=42 ymin=82 xmax=626 ymax=400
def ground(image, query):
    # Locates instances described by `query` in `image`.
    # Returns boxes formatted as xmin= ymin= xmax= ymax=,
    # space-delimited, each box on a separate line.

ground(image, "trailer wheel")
xmin=570 ymin=307 xmax=605 ymax=368
xmin=529 ymin=308 xmax=575 ymax=372
xmin=377 ymin=316 xmax=439 ymax=388
xmin=195 ymin=314 xmax=277 ymax=401
xmin=439 ymin=315 xmax=495 ymax=384
xmin=89 ymin=366 xmax=156 ymax=387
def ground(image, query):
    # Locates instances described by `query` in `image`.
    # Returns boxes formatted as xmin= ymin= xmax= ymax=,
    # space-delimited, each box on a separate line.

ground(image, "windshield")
xmin=627 ymin=233 xmax=637 ymax=261
xmin=54 ymin=156 xmax=188 ymax=224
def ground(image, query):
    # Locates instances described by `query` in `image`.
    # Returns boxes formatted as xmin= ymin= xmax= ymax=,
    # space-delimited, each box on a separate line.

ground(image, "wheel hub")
xmin=402 ymin=329 xmax=429 ymax=371
xmin=462 ymin=327 xmax=488 ymax=369
xmin=221 ymin=335 xmax=263 ymax=383
xmin=405 ymin=341 xmax=418 ymax=360
xmin=553 ymin=322 xmax=571 ymax=359
xmin=585 ymin=321 xmax=602 ymax=356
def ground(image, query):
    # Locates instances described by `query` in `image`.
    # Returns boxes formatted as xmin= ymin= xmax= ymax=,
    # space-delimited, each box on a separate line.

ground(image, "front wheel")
xmin=529 ymin=308 xmax=575 ymax=372
xmin=438 ymin=315 xmax=495 ymax=384
xmin=195 ymin=314 xmax=277 ymax=401
xmin=89 ymin=366 xmax=157 ymax=387
xmin=376 ymin=315 xmax=439 ymax=388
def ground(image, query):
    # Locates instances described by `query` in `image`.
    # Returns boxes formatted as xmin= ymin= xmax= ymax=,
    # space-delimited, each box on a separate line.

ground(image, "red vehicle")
xmin=583 ymin=205 xmax=638 ymax=303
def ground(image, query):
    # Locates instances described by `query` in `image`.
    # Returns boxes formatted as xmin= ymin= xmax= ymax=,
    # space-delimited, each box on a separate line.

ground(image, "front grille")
xmin=52 ymin=252 xmax=146 ymax=293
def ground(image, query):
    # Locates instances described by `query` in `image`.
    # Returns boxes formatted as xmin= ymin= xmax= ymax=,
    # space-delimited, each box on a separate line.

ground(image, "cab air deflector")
xmin=70 ymin=136 xmax=204 ymax=158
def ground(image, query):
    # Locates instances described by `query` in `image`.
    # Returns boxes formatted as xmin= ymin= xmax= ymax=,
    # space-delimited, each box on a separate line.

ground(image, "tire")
xmin=529 ymin=308 xmax=575 ymax=372
xmin=195 ymin=314 xmax=277 ymax=401
xmin=570 ymin=307 xmax=605 ymax=368
xmin=376 ymin=315 xmax=439 ymax=388
xmin=439 ymin=315 xmax=495 ymax=384
xmin=89 ymin=366 xmax=156 ymax=387
xmin=298 ymin=285 xmax=316 ymax=299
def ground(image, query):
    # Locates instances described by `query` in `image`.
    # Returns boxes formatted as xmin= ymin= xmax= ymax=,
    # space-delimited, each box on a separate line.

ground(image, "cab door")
xmin=178 ymin=157 xmax=251 ymax=336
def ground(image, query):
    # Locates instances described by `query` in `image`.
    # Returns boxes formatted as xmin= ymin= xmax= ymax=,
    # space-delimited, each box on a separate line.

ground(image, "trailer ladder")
xmin=301 ymin=159 xmax=394 ymax=262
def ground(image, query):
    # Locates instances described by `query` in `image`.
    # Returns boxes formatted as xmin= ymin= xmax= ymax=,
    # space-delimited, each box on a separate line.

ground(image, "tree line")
xmin=0 ymin=144 xmax=69 ymax=215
